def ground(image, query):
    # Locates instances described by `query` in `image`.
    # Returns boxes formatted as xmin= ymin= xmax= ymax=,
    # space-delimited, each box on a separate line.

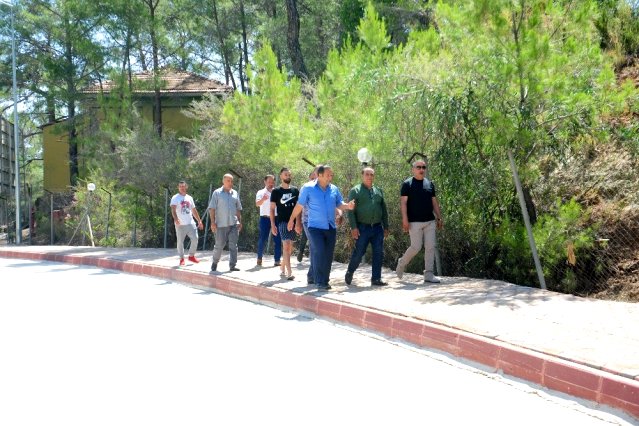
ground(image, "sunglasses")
xmin=414 ymin=165 xmax=426 ymax=170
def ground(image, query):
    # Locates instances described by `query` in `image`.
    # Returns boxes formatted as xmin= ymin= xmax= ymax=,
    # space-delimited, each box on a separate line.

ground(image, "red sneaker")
xmin=188 ymin=256 xmax=200 ymax=264
xmin=179 ymin=258 xmax=185 ymax=266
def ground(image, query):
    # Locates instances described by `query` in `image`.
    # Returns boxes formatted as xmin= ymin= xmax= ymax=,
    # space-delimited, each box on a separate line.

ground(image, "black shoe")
xmin=345 ymin=271 xmax=353 ymax=285
xmin=229 ymin=266 xmax=240 ymax=272
xmin=296 ymin=254 xmax=303 ymax=262
xmin=210 ymin=263 xmax=217 ymax=272
xmin=316 ymin=284 xmax=331 ymax=291
xmin=274 ymin=261 xmax=281 ymax=267
xmin=371 ymin=280 xmax=388 ymax=286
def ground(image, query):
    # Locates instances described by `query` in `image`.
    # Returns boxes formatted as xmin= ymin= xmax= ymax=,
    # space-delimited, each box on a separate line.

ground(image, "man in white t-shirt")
xmin=170 ymin=180 xmax=204 ymax=266
xmin=255 ymin=174 xmax=281 ymax=267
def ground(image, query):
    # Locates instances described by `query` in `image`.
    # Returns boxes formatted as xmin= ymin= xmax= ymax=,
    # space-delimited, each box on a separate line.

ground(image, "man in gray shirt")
xmin=208 ymin=174 xmax=243 ymax=272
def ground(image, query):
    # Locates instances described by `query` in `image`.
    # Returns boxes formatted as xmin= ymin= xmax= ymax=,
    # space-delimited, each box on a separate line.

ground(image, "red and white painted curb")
xmin=2 ymin=249 xmax=638 ymax=420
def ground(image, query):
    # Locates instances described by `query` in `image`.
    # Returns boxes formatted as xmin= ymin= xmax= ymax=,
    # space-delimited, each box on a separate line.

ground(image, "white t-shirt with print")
xmin=170 ymin=193 xmax=196 ymax=226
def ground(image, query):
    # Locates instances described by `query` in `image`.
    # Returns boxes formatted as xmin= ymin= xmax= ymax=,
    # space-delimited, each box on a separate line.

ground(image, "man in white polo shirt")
xmin=255 ymin=174 xmax=281 ymax=267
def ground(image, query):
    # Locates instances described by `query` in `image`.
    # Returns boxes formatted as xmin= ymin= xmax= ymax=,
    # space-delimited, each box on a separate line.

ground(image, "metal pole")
xmin=132 ymin=193 xmax=138 ymax=247
xmin=86 ymin=191 xmax=94 ymax=247
xmin=43 ymin=190 xmax=54 ymax=244
xmin=163 ymin=187 xmax=168 ymax=249
xmin=9 ymin=1 xmax=20 ymax=244
xmin=102 ymin=188 xmax=112 ymax=242
xmin=0 ymin=195 xmax=6 ymax=241
xmin=50 ymin=192 xmax=54 ymax=244
xmin=27 ymin=183 xmax=31 ymax=245
xmin=508 ymin=149 xmax=546 ymax=290
xmin=202 ymin=182 xmax=213 ymax=251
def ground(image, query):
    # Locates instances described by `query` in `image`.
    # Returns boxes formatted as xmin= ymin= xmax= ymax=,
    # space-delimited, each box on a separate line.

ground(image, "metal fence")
xmin=7 ymin=155 xmax=639 ymax=302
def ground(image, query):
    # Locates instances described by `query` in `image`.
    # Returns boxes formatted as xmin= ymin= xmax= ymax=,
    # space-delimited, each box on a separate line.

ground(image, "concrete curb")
xmin=3 ymin=249 xmax=638 ymax=420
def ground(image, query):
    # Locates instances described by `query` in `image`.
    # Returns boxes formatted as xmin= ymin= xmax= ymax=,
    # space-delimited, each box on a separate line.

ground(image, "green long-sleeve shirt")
xmin=347 ymin=183 xmax=389 ymax=230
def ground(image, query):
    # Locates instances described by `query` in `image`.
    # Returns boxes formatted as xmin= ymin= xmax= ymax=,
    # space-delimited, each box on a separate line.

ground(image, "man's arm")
xmin=236 ymin=210 xmax=242 ymax=232
xmin=171 ymin=205 xmax=179 ymax=225
xmin=191 ymin=207 xmax=204 ymax=230
xmin=381 ymin=194 xmax=389 ymax=238
xmin=256 ymin=190 xmax=270 ymax=207
xmin=209 ymin=208 xmax=217 ymax=232
xmin=400 ymin=195 xmax=409 ymax=232
xmin=346 ymin=187 xmax=358 ymax=230
xmin=287 ymin=204 xmax=304 ymax=231
xmin=337 ymin=200 xmax=355 ymax=211
xmin=432 ymin=197 xmax=444 ymax=230
xmin=270 ymin=202 xmax=278 ymax=235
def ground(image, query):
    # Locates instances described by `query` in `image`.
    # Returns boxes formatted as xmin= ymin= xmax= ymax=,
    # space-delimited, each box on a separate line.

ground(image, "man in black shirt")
xmin=270 ymin=167 xmax=299 ymax=280
xmin=396 ymin=159 xmax=444 ymax=283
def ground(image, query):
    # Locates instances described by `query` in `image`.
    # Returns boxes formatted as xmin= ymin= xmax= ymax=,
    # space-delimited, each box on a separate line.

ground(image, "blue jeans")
xmin=257 ymin=216 xmax=281 ymax=262
xmin=347 ymin=223 xmax=384 ymax=281
xmin=308 ymin=227 xmax=336 ymax=286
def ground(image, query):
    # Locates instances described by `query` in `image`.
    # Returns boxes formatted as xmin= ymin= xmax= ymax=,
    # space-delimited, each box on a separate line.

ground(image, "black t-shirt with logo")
xmin=400 ymin=178 xmax=437 ymax=222
xmin=270 ymin=186 xmax=299 ymax=223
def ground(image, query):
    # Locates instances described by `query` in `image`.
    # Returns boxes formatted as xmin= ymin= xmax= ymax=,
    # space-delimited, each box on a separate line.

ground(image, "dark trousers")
xmin=308 ymin=227 xmax=337 ymax=286
xmin=257 ymin=216 xmax=281 ymax=262
xmin=296 ymin=228 xmax=308 ymax=261
xmin=303 ymin=224 xmax=314 ymax=283
xmin=347 ymin=223 xmax=384 ymax=281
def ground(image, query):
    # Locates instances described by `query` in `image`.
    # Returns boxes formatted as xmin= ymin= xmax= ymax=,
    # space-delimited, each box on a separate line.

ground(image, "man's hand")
xmin=402 ymin=218 xmax=409 ymax=233
xmin=384 ymin=229 xmax=389 ymax=238
xmin=197 ymin=221 xmax=203 ymax=230
xmin=271 ymin=224 xmax=278 ymax=236
xmin=437 ymin=218 xmax=444 ymax=230
xmin=345 ymin=200 xmax=355 ymax=210
xmin=174 ymin=218 xmax=180 ymax=225
xmin=238 ymin=223 xmax=243 ymax=233
xmin=351 ymin=228 xmax=360 ymax=240
xmin=210 ymin=223 xmax=217 ymax=233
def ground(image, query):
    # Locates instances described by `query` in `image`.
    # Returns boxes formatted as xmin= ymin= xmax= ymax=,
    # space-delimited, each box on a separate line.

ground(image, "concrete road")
xmin=0 ymin=258 xmax=634 ymax=426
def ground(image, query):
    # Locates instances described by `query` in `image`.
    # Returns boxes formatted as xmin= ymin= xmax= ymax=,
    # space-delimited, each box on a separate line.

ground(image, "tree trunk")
xmin=238 ymin=43 xmax=245 ymax=93
xmin=147 ymin=0 xmax=163 ymax=137
xmin=212 ymin=0 xmax=237 ymax=89
xmin=238 ymin=0 xmax=250 ymax=92
xmin=264 ymin=0 xmax=282 ymax=70
xmin=64 ymin=21 xmax=79 ymax=185
xmin=285 ymin=0 xmax=308 ymax=79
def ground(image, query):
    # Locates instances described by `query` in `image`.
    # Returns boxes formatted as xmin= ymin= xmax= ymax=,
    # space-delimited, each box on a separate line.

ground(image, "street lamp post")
xmin=1 ymin=0 xmax=20 ymax=243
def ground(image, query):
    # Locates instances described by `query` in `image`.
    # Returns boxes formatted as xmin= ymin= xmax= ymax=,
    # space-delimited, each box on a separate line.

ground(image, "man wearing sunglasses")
xmin=396 ymin=159 xmax=444 ymax=283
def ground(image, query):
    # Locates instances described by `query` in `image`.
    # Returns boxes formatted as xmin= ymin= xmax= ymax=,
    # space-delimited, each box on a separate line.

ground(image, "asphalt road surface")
xmin=0 ymin=258 xmax=634 ymax=426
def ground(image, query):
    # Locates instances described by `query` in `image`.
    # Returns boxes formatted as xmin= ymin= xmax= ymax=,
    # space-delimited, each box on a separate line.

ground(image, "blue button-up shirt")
xmin=208 ymin=187 xmax=242 ymax=228
xmin=298 ymin=181 xmax=343 ymax=230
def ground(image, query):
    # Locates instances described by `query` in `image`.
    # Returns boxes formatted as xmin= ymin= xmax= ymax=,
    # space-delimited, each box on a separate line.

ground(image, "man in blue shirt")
xmin=288 ymin=165 xmax=354 ymax=290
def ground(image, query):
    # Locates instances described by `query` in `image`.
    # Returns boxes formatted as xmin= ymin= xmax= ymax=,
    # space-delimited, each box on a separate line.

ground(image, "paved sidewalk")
xmin=1 ymin=245 xmax=638 ymax=420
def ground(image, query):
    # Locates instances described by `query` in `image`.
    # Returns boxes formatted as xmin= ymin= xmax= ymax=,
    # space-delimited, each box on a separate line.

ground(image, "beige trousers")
xmin=398 ymin=220 xmax=436 ymax=275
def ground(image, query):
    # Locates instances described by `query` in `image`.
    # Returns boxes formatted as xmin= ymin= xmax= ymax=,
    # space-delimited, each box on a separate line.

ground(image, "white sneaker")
xmin=396 ymin=260 xmax=405 ymax=279
xmin=424 ymin=273 xmax=441 ymax=283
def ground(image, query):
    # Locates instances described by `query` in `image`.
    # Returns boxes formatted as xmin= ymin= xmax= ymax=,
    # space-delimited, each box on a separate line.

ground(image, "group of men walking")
xmin=170 ymin=159 xmax=444 ymax=289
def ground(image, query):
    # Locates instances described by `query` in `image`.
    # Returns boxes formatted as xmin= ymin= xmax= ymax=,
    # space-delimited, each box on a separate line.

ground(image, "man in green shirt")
xmin=345 ymin=167 xmax=389 ymax=286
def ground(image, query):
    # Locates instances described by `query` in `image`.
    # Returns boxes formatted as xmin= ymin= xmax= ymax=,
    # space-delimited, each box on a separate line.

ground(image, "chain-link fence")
xmin=17 ymin=149 xmax=639 ymax=302
xmin=436 ymin=147 xmax=639 ymax=301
